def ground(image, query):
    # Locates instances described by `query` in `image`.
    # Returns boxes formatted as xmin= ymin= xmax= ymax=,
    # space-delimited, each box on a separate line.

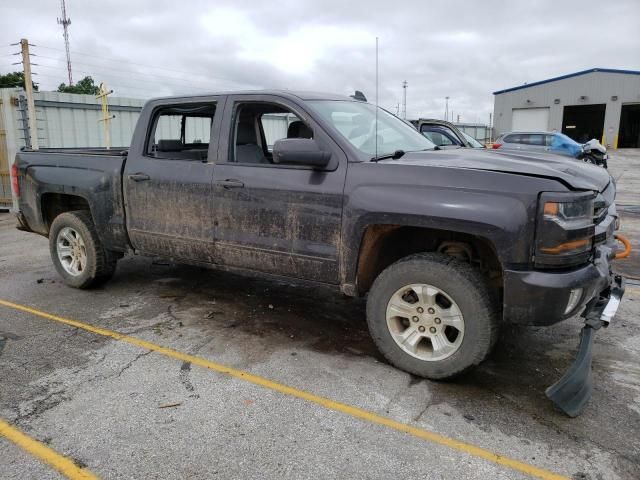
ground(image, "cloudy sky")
xmin=1 ymin=0 xmax=639 ymax=123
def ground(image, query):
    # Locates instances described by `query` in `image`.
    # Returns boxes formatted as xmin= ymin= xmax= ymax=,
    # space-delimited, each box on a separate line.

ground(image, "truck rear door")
xmin=123 ymin=96 xmax=225 ymax=263
xmin=210 ymin=94 xmax=347 ymax=283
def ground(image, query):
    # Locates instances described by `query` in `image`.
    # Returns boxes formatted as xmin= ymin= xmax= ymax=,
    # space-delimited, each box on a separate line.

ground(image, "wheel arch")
xmin=353 ymin=224 xmax=503 ymax=296
xmin=41 ymin=192 xmax=92 ymax=232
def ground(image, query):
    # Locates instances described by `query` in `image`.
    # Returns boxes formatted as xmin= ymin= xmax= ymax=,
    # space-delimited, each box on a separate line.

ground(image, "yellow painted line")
xmin=0 ymin=417 xmax=98 ymax=480
xmin=0 ymin=299 xmax=568 ymax=480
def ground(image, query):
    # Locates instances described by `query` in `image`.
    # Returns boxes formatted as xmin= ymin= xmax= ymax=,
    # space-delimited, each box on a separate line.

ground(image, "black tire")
xmin=366 ymin=253 xmax=499 ymax=379
xmin=49 ymin=210 xmax=118 ymax=289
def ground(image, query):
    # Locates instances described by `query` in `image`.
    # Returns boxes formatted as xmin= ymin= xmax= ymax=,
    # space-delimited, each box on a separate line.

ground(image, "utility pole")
xmin=402 ymin=80 xmax=407 ymax=119
xmin=97 ymin=82 xmax=115 ymax=149
xmin=444 ymin=96 xmax=449 ymax=122
xmin=57 ymin=0 xmax=73 ymax=85
xmin=20 ymin=39 xmax=39 ymax=150
xmin=457 ymin=114 xmax=460 ymax=123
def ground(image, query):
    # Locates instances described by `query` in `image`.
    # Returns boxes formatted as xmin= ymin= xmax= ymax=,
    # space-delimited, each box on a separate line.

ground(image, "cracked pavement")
xmin=1 ymin=152 xmax=640 ymax=479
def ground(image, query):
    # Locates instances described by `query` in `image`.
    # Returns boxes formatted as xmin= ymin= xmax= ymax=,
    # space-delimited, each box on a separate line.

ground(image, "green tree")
xmin=0 ymin=71 xmax=38 ymax=91
xmin=57 ymin=76 xmax=100 ymax=95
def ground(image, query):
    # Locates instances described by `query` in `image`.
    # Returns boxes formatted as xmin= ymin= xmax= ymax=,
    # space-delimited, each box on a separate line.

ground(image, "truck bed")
xmin=15 ymin=149 xmax=130 ymax=252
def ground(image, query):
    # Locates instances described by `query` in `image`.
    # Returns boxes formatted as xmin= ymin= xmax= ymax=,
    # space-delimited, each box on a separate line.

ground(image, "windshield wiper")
xmin=370 ymin=149 xmax=406 ymax=162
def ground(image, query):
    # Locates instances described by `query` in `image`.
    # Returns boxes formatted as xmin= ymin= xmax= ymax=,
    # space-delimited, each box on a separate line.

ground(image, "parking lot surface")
xmin=1 ymin=151 xmax=640 ymax=480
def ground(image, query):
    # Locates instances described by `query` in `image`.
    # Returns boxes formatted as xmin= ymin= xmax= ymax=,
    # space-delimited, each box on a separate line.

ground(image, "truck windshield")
xmin=308 ymin=100 xmax=436 ymax=158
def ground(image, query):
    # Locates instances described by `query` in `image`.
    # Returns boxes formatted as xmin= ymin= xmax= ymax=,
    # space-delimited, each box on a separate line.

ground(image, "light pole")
xmin=402 ymin=81 xmax=408 ymax=119
xmin=444 ymin=96 xmax=449 ymax=122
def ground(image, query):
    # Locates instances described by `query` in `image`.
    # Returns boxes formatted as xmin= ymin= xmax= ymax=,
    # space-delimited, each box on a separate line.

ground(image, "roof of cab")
xmin=151 ymin=90 xmax=356 ymax=102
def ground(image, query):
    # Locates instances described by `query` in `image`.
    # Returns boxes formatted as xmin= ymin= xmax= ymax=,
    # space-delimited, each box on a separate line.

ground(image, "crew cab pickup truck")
xmin=11 ymin=90 xmax=627 ymax=416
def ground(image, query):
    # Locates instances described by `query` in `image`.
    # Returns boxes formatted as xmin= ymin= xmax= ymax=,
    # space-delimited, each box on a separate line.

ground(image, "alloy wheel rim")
xmin=385 ymin=283 xmax=465 ymax=362
xmin=56 ymin=227 xmax=87 ymax=276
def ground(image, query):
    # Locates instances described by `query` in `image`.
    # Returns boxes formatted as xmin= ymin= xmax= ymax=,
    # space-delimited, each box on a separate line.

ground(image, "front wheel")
xmin=49 ymin=211 xmax=118 ymax=289
xmin=366 ymin=253 xmax=499 ymax=379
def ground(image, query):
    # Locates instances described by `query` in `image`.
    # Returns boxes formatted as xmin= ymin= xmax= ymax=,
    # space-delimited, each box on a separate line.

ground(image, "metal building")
xmin=493 ymin=68 xmax=640 ymax=148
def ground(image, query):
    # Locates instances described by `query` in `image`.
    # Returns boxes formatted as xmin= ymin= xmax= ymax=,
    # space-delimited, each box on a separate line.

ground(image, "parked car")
xmin=12 ymin=90 xmax=626 ymax=416
xmin=414 ymin=119 xmax=486 ymax=149
xmin=492 ymin=131 xmax=608 ymax=168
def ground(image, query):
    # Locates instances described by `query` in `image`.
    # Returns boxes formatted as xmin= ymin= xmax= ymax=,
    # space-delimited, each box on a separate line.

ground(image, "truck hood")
xmin=383 ymin=148 xmax=611 ymax=192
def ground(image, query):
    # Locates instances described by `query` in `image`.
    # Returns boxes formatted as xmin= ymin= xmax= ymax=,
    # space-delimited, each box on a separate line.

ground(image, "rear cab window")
xmin=147 ymin=104 xmax=216 ymax=161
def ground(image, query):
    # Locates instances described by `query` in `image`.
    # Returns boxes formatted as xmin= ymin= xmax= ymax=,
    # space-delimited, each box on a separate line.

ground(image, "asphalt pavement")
xmin=1 ymin=151 xmax=639 ymax=480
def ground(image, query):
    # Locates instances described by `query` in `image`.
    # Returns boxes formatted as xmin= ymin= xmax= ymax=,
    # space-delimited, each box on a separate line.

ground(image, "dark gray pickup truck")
xmin=11 ymin=90 xmax=626 ymax=416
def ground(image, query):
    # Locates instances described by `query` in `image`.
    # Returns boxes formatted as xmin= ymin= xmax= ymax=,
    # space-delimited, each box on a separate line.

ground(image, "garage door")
xmin=512 ymin=108 xmax=550 ymax=131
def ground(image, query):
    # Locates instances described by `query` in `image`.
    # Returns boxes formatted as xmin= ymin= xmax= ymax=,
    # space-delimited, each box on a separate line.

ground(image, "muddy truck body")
xmin=11 ymin=91 xmax=627 ymax=416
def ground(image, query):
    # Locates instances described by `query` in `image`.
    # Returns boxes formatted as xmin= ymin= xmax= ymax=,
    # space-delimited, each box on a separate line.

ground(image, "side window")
xmin=544 ymin=135 xmax=554 ymax=147
xmin=527 ymin=134 xmax=544 ymax=146
xmin=504 ymin=134 xmax=519 ymax=143
xmin=147 ymin=103 xmax=216 ymax=160
xmin=184 ymin=116 xmax=212 ymax=144
xmin=421 ymin=131 xmax=437 ymax=143
xmin=421 ymin=129 xmax=454 ymax=146
xmin=231 ymin=102 xmax=313 ymax=166
xmin=260 ymin=113 xmax=303 ymax=151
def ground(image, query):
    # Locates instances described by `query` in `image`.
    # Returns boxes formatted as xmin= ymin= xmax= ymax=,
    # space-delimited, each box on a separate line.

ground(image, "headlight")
xmin=543 ymin=200 xmax=593 ymax=228
xmin=535 ymin=192 xmax=595 ymax=268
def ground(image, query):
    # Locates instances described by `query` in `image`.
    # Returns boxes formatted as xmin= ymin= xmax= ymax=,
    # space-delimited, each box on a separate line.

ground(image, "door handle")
xmin=128 ymin=173 xmax=150 ymax=182
xmin=215 ymin=179 xmax=244 ymax=189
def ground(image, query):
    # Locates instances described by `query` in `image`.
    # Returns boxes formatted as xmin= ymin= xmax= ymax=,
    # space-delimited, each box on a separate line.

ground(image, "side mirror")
xmin=272 ymin=138 xmax=331 ymax=169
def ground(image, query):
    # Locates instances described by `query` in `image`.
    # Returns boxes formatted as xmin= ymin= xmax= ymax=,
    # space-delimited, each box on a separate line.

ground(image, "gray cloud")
xmin=1 ymin=0 xmax=638 ymax=123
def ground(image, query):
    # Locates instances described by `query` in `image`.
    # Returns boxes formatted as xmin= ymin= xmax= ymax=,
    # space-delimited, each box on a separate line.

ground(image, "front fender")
xmin=340 ymin=163 xmax=561 ymax=285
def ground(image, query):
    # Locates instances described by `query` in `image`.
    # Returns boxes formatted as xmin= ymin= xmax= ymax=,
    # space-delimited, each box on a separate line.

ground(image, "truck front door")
xmin=211 ymin=94 xmax=347 ymax=283
xmin=123 ymin=97 xmax=224 ymax=263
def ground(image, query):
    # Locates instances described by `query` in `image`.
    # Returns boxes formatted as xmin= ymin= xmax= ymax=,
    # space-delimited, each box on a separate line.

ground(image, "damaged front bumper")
xmin=545 ymin=274 xmax=625 ymax=417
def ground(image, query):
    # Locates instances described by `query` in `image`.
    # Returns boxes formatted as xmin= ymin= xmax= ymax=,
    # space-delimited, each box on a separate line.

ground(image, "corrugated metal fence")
xmin=31 ymin=91 xmax=145 ymax=148
xmin=0 ymin=88 xmax=145 ymax=208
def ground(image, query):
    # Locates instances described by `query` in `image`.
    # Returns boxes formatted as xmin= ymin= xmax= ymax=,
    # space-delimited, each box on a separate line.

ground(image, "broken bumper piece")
xmin=545 ymin=274 xmax=625 ymax=417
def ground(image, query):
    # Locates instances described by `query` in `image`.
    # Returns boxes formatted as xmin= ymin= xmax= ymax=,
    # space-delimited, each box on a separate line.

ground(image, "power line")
xmin=33 ymin=43 xmax=240 ymax=84
xmin=31 ymin=71 xmax=173 ymax=97
xmin=35 ymin=55 xmax=220 ymax=87
xmin=31 ymin=67 xmax=213 ymax=97
xmin=8 ymin=41 xmax=258 ymax=96
xmin=33 ymin=62 xmax=225 ymax=93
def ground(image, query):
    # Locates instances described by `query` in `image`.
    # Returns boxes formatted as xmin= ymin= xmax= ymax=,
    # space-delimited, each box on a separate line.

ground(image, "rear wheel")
xmin=366 ymin=253 xmax=499 ymax=379
xmin=49 ymin=211 xmax=118 ymax=288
